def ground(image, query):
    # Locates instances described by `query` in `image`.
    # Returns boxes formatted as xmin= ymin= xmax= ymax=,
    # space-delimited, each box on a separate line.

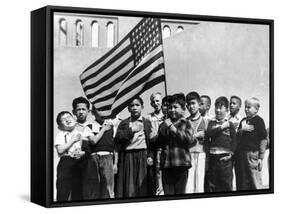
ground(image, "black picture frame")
xmin=31 ymin=5 xmax=274 ymax=208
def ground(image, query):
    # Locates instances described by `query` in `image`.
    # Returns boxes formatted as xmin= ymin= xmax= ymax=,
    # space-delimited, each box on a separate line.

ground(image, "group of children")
xmin=54 ymin=92 xmax=269 ymax=201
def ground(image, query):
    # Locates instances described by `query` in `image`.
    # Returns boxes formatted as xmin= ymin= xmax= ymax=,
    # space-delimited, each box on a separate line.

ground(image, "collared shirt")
xmin=147 ymin=111 xmax=164 ymax=132
xmin=187 ymin=115 xmax=206 ymax=153
xmin=126 ymin=116 xmax=147 ymax=150
xmin=55 ymin=123 xmax=93 ymax=157
xmin=228 ymin=113 xmax=242 ymax=131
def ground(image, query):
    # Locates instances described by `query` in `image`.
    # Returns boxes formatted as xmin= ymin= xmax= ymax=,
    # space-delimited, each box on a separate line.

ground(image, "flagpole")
xmin=159 ymin=19 xmax=168 ymax=97
xmin=162 ymin=50 xmax=168 ymax=97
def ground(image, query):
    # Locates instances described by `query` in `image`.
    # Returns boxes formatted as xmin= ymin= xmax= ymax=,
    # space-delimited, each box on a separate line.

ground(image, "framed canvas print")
xmin=31 ymin=5 xmax=274 ymax=208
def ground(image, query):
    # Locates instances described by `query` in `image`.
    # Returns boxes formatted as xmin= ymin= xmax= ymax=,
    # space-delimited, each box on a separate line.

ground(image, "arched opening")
xmin=59 ymin=19 xmax=67 ymax=46
xmin=107 ymin=22 xmax=114 ymax=48
xmin=75 ymin=20 xmax=84 ymax=46
xmin=91 ymin=21 xmax=99 ymax=47
xmin=162 ymin=25 xmax=171 ymax=39
xmin=176 ymin=26 xmax=184 ymax=33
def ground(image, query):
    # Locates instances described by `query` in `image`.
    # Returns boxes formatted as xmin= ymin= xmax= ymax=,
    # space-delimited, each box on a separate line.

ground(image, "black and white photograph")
xmin=49 ymin=7 xmax=273 ymax=205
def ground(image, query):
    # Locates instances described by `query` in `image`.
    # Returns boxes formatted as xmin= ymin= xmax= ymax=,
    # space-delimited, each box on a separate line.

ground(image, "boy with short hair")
xmin=54 ymin=111 xmax=89 ymax=201
xmin=228 ymin=95 xmax=242 ymax=131
xmin=205 ymin=96 xmax=236 ymax=192
xmin=147 ymin=92 xmax=164 ymax=195
xmin=72 ymin=96 xmax=113 ymax=199
xmin=156 ymin=93 xmax=193 ymax=195
xmin=235 ymin=97 xmax=267 ymax=190
xmin=161 ymin=95 xmax=172 ymax=119
xmin=199 ymin=95 xmax=212 ymax=120
xmin=186 ymin=92 xmax=207 ymax=193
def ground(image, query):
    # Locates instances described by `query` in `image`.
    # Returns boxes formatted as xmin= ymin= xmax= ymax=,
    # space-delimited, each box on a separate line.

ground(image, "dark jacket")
xmin=114 ymin=116 xmax=153 ymax=152
xmin=206 ymin=119 xmax=237 ymax=153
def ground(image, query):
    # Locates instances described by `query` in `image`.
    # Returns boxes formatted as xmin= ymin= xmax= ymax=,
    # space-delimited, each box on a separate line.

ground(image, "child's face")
xmin=128 ymin=99 xmax=143 ymax=119
xmin=199 ymin=97 xmax=210 ymax=116
xmin=168 ymin=102 xmax=184 ymax=121
xmin=162 ymin=101 xmax=168 ymax=116
xmin=230 ymin=98 xmax=241 ymax=115
xmin=73 ymin=103 xmax=89 ymax=123
xmin=150 ymin=95 xmax=162 ymax=112
xmin=245 ymin=101 xmax=258 ymax=118
xmin=187 ymin=99 xmax=200 ymax=116
xmin=59 ymin=113 xmax=76 ymax=131
xmin=215 ymin=104 xmax=228 ymax=120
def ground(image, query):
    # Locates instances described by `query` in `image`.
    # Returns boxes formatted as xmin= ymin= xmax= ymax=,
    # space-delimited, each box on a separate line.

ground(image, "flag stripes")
xmin=80 ymin=17 xmax=166 ymax=119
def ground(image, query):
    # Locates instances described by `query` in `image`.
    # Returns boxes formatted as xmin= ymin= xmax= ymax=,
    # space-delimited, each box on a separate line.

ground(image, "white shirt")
xmin=55 ymin=125 xmax=93 ymax=157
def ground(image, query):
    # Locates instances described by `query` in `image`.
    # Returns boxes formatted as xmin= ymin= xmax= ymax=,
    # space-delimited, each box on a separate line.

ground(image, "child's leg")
xmin=205 ymin=154 xmax=219 ymax=192
xmin=186 ymin=152 xmax=197 ymax=193
xmin=56 ymin=157 xmax=75 ymax=201
xmin=218 ymin=157 xmax=233 ymax=191
xmin=174 ymin=167 xmax=189 ymax=194
xmin=81 ymin=155 xmax=100 ymax=199
xmin=196 ymin=152 xmax=206 ymax=193
xmin=70 ymin=159 xmax=84 ymax=200
xmin=99 ymin=154 xmax=114 ymax=199
xmin=247 ymin=151 xmax=263 ymax=189
xmin=234 ymin=151 xmax=246 ymax=190
xmin=162 ymin=168 xmax=175 ymax=195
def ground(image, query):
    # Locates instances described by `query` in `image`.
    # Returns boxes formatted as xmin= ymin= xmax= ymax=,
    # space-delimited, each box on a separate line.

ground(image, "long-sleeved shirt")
xmin=237 ymin=115 xmax=267 ymax=157
xmin=155 ymin=117 xmax=193 ymax=169
xmin=206 ymin=118 xmax=237 ymax=154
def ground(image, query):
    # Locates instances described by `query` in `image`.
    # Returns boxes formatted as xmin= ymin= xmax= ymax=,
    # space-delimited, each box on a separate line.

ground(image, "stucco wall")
xmin=163 ymin=22 xmax=269 ymax=126
xmin=53 ymin=20 xmax=270 ymax=199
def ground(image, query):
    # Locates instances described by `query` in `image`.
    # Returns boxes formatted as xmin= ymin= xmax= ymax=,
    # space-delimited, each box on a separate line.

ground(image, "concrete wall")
xmin=163 ymin=22 xmax=269 ymax=126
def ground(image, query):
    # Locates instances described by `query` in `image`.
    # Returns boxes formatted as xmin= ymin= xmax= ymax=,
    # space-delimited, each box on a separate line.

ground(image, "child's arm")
xmin=170 ymin=119 xmax=194 ymax=146
xmin=55 ymin=133 xmax=81 ymax=156
xmin=257 ymin=117 xmax=268 ymax=161
xmin=113 ymin=150 xmax=118 ymax=174
xmin=88 ymin=122 xmax=112 ymax=145
xmin=206 ymin=120 xmax=221 ymax=136
xmin=229 ymin=122 xmax=237 ymax=154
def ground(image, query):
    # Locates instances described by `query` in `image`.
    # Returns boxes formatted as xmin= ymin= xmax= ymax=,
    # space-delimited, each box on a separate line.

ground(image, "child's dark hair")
xmin=230 ymin=95 xmax=242 ymax=107
xmin=215 ymin=96 xmax=229 ymax=109
xmin=72 ymin=97 xmax=90 ymax=110
xmin=56 ymin=111 xmax=72 ymax=126
xmin=129 ymin=96 xmax=144 ymax=106
xmin=186 ymin=91 xmax=200 ymax=103
xmin=162 ymin=95 xmax=172 ymax=104
xmin=201 ymin=95 xmax=211 ymax=106
xmin=170 ymin=93 xmax=186 ymax=109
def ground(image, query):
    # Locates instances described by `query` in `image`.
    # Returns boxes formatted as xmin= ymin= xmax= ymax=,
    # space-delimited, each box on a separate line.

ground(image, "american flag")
xmin=80 ymin=17 xmax=166 ymax=119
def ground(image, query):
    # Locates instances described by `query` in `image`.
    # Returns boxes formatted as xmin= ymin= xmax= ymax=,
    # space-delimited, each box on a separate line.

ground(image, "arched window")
xmin=162 ymin=25 xmax=171 ymax=39
xmin=91 ymin=21 xmax=99 ymax=47
xmin=176 ymin=26 xmax=184 ymax=33
xmin=59 ymin=19 xmax=67 ymax=46
xmin=107 ymin=22 xmax=114 ymax=48
xmin=75 ymin=20 xmax=84 ymax=46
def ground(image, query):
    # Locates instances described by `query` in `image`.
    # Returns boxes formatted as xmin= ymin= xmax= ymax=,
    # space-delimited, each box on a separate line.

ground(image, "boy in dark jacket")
xmin=205 ymin=96 xmax=236 ymax=192
xmin=235 ymin=97 xmax=267 ymax=190
xmin=156 ymin=93 xmax=194 ymax=195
